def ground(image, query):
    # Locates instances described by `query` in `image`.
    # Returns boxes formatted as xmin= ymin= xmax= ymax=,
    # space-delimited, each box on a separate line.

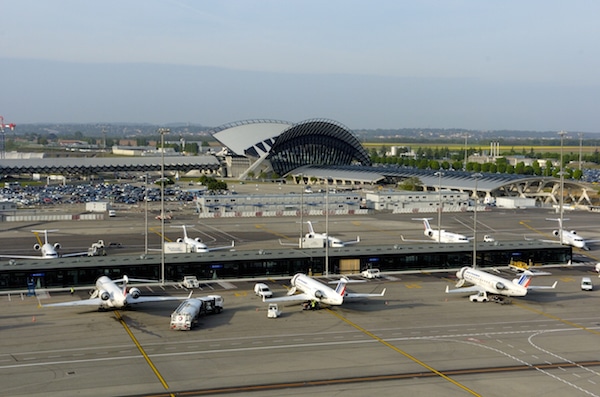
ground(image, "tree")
xmin=398 ymin=176 xmax=423 ymax=191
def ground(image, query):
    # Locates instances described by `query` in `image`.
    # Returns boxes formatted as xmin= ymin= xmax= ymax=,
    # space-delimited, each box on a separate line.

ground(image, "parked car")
xmin=361 ymin=268 xmax=381 ymax=279
xmin=581 ymin=277 xmax=593 ymax=291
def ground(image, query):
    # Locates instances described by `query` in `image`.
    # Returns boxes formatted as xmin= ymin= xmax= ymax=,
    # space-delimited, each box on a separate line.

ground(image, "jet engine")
xmin=495 ymin=282 xmax=506 ymax=290
xmin=552 ymin=230 xmax=560 ymax=237
xmin=194 ymin=237 xmax=202 ymax=242
xmin=53 ymin=243 xmax=61 ymax=250
xmin=99 ymin=290 xmax=110 ymax=300
xmin=425 ymin=230 xmax=434 ymax=237
xmin=33 ymin=244 xmax=41 ymax=251
xmin=455 ymin=267 xmax=468 ymax=280
xmin=570 ymin=230 xmax=577 ymax=234
xmin=176 ymin=238 xmax=184 ymax=243
xmin=129 ymin=287 xmax=141 ymax=299
xmin=314 ymin=290 xmax=324 ymax=299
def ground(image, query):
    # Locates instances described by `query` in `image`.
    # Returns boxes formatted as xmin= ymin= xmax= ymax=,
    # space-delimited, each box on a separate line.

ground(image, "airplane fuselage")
xmin=434 ymin=231 xmax=469 ymax=243
xmin=291 ymin=273 xmax=344 ymax=305
xmin=559 ymin=230 xmax=587 ymax=249
xmin=457 ymin=267 xmax=527 ymax=297
xmin=95 ymin=276 xmax=129 ymax=308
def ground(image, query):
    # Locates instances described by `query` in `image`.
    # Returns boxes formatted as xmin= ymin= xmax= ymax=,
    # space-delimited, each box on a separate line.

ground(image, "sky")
xmin=1 ymin=0 xmax=600 ymax=132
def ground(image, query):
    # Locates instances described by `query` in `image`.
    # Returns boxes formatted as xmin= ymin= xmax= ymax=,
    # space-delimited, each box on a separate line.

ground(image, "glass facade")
xmin=0 ymin=244 xmax=571 ymax=290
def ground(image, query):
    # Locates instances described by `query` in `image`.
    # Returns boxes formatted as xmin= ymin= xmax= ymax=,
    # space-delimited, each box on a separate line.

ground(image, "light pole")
xmin=472 ymin=173 xmax=482 ymax=268
xmin=558 ymin=130 xmax=567 ymax=245
xmin=325 ymin=177 xmax=330 ymax=276
xmin=579 ymin=133 xmax=583 ymax=172
xmin=158 ymin=127 xmax=170 ymax=284
xmin=434 ymin=171 xmax=444 ymax=243
xmin=463 ymin=134 xmax=469 ymax=171
xmin=144 ymin=173 xmax=148 ymax=255
xmin=299 ymin=174 xmax=304 ymax=243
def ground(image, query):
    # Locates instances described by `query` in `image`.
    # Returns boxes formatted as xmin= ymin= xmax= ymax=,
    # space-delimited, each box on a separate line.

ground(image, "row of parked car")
xmin=0 ymin=182 xmax=195 ymax=207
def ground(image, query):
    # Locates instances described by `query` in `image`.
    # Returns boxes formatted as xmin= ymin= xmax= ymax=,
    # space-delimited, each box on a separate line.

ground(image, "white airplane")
xmin=280 ymin=221 xmax=360 ymax=248
xmin=44 ymin=275 xmax=191 ymax=310
xmin=264 ymin=273 xmax=386 ymax=306
xmin=401 ymin=218 xmax=470 ymax=243
xmin=445 ymin=266 xmax=557 ymax=300
xmin=0 ymin=229 xmax=102 ymax=260
xmin=543 ymin=218 xmax=593 ymax=250
xmin=172 ymin=225 xmax=234 ymax=253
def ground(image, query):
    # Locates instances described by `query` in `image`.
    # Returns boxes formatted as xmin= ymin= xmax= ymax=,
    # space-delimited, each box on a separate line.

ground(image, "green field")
xmin=363 ymin=142 xmax=595 ymax=154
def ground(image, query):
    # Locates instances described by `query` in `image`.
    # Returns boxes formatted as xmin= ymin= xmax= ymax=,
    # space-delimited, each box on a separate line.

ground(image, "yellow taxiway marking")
xmin=326 ymin=308 xmax=481 ymax=397
xmin=115 ymin=311 xmax=175 ymax=396
xmin=32 ymin=231 xmax=43 ymax=246
xmin=234 ymin=291 xmax=248 ymax=297
xmin=254 ymin=224 xmax=290 ymax=240
xmin=403 ymin=283 xmax=422 ymax=289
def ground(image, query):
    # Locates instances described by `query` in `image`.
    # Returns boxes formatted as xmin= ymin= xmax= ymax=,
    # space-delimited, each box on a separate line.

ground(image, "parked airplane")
xmin=543 ymin=218 xmax=593 ymax=250
xmin=172 ymin=225 xmax=234 ymax=253
xmin=264 ymin=273 xmax=386 ymax=306
xmin=0 ymin=229 xmax=103 ymax=260
xmin=280 ymin=221 xmax=360 ymax=248
xmin=401 ymin=218 xmax=470 ymax=243
xmin=44 ymin=275 xmax=191 ymax=310
xmin=445 ymin=266 xmax=557 ymax=300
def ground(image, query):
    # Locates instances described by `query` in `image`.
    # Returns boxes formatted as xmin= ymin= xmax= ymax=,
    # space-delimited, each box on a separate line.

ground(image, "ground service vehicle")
xmin=182 ymin=276 xmax=200 ymax=288
xmin=267 ymin=303 xmax=281 ymax=318
xmin=469 ymin=291 xmax=489 ymax=302
xmin=170 ymin=295 xmax=224 ymax=331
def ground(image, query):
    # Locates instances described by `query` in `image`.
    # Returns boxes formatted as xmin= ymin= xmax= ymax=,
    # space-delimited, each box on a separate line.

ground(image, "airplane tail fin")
xmin=515 ymin=271 xmax=532 ymax=288
xmin=334 ymin=277 xmax=348 ymax=296
xmin=422 ymin=219 xmax=432 ymax=231
xmin=306 ymin=221 xmax=316 ymax=235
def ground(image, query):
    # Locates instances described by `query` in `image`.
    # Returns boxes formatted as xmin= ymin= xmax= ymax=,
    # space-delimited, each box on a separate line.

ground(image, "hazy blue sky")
xmin=1 ymin=0 xmax=599 ymax=132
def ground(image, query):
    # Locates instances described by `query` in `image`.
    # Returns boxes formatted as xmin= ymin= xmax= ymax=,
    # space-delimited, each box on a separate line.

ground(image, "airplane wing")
xmin=400 ymin=235 xmax=432 ymax=243
xmin=445 ymin=285 xmax=486 ymax=295
xmin=526 ymin=281 xmax=558 ymax=290
xmin=61 ymin=251 xmax=92 ymax=258
xmin=342 ymin=237 xmax=360 ymax=246
xmin=44 ymin=298 xmax=105 ymax=307
xmin=263 ymin=293 xmax=312 ymax=303
xmin=278 ymin=239 xmax=299 ymax=247
xmin=45 ymin=294 xmax=190 ymax=307
xmin=344 ymin=288 xmax=386 ymax=299
xmin=0 ymin=254 xmax=43 ymax=260
xmin=125 ymin=295 xmax=190 ymax=304
xmin=207 ymin=241 xmax=235 ymax=252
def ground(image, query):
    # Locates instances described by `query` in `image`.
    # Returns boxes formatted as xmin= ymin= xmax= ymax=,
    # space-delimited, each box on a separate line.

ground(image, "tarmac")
xmin=2 ymin=183 xmax=600 ymax=396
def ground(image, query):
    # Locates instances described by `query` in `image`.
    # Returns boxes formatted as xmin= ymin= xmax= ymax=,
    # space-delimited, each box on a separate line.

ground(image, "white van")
xmin=254 ymin=283 xmax=273 ymax=298
xmin=581 ymin=277 xmax=593 ymax=291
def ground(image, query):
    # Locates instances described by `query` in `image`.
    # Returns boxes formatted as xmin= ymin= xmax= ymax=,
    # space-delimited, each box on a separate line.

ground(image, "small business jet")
xmin=445 ymin=266 xmax=557 ymax=300
xmin=0 ymin=229 xmax=101 ymax=260
xmin=44 ymin=275 xmax=190 ymax=310
xmin=172 ymin=225 xmax=234 ymax=253
xmin=265 ymin=273 xmax=386 ymax=306
xmin=542 ymin=218 xmax=593 ymax=250
xmin=401 ymin=218 xmax=470 ymax=243
xmin=280 ymin=221 xmax=360 ymax=248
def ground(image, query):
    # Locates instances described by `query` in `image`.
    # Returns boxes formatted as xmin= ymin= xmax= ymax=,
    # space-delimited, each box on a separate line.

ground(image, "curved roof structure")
xmin=211 ymin=119 xmax=292 ymax=157
xmin=210 ymin=118 xmax=371 ymax=177
xmin=266 ymin=119 xmax=371 ymax=176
